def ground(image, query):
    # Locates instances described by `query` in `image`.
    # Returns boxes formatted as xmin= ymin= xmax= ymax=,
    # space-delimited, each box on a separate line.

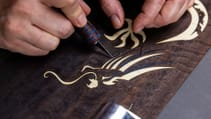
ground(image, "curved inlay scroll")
xmin=44 ymin=53 xmax=172 ymax=88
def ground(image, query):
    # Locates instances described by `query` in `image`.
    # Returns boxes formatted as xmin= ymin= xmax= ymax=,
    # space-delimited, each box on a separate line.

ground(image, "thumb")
xmin=100 ymin=0 xmax=124 ymax=29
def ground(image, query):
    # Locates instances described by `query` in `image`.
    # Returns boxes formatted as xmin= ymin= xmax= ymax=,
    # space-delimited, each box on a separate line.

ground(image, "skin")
xmin=100 ymin=0 xmax=195 ymax=32
xmin=0 ymin=0 xmax=195 ymax=56
xmin=0 ymin=0 xmax=90 ymax=56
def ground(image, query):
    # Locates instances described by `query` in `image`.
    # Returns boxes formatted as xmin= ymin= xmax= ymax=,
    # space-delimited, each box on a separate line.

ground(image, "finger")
xmin=177 ymin=0 xmax=191 ymax=16
xmin=100 ymin=0 xmax=124 ymax=29
xmin=3 ymin=38 xmax=49 ymax=56
xmin=80 ymin=0 xmax=91 ymax=16
xmin=32 ymin=3 xmax=74 ymax=39
xmin=24 ymin=24 xmax=60 ymax=51
xmin=153 ymin=0 xmax=190 ymax=27
xmin=188 ymin=0 xmax=195 ymax=8
xmin=42 ymin=0 xmax=77 ymax=8
xmin=62 ymin=2 xmax=87 ymax=27
xmin=0 ymin=16 xmax=48 ymax=56
xmin=133 ymin=0 xmax=165 ymax=32
xmin=43 ymin=0 xmax=87 ymax=27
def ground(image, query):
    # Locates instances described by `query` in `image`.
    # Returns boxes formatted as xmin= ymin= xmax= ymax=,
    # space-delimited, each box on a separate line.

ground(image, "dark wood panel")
xmin=0 ymin=0 xmax=210 ymax=119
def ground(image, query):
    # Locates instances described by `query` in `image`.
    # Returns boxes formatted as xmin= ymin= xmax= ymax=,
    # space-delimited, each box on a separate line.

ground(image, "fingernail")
xmin=77 ymin=14 xmax=87 ymax=27
xmin=111 ymin=15 xmax=121 ymax=29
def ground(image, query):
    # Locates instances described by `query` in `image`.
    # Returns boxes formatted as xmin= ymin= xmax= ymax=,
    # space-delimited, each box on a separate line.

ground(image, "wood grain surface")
xmin=0 ymin=0 xmax=211 ymax=119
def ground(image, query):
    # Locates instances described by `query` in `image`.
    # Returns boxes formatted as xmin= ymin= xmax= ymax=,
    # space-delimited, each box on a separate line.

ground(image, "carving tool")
xmin=76 ymin=21 xmax=113 ymax=58
xmin=53 ymin=8 xmax=112 ymax=57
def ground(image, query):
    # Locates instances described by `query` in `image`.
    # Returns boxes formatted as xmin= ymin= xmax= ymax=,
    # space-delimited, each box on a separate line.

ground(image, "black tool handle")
xmin=76 ymin=21 xmax=101 ymax=45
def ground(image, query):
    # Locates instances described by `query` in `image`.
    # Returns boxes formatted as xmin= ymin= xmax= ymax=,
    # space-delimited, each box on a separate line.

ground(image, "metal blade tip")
xmin=96 ymin=42 xmax=114 ymax=58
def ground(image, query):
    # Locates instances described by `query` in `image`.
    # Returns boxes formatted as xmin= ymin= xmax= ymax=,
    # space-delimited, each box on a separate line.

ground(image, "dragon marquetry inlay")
xmin=44 ymin=53 xmax=172 ymax=89
xmin=43 ymin=0 xmax=208 ymax=89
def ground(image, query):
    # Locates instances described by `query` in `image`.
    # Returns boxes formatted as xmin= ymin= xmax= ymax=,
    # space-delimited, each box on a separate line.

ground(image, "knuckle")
xmin=37 ymin=34 xmax=60 ymax=51
xmin=36 ymin=34 xmax=46 ymax=47
xmin=142 ymin=14 xmax=154 ymax=25
xmin=49 ymin=38 xmax=60 ymax=51
xmin=4 ymin=19 xmax=22 ymax=35
xmin=58 ymin=21 xmax=74 ymax=38
xmin=3 ymin=7 xmax=28 ymax=35
xmin=4 ymin=18 xmax=16 ymax=33
xmin=11 ymin=1 xmax=32 ymax=16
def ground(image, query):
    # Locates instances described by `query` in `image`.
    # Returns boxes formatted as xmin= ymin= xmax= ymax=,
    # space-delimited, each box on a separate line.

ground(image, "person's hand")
xmin=100 ymin=0 xmax=195 ymax=33
xmin=0 ymin=0 xmax=90 ymax=56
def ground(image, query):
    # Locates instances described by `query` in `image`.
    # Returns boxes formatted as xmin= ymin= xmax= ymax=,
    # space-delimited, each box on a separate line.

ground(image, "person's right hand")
xmin=0 ymin=0 xmax=91 ymax=56
xmin=100 ymin=0 xmax=194 ymax=33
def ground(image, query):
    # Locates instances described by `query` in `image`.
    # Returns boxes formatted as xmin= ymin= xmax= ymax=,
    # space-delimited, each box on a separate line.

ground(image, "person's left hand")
xmin=100 ymin=0 xmax=195 ymax=33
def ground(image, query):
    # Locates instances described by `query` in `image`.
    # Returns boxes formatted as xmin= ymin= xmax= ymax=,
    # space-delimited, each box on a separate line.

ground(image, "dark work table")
xmin=0 ymin=0 xmax=211 ymax=119
xmin=157 ymin=48 xmax=211 ymax=119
